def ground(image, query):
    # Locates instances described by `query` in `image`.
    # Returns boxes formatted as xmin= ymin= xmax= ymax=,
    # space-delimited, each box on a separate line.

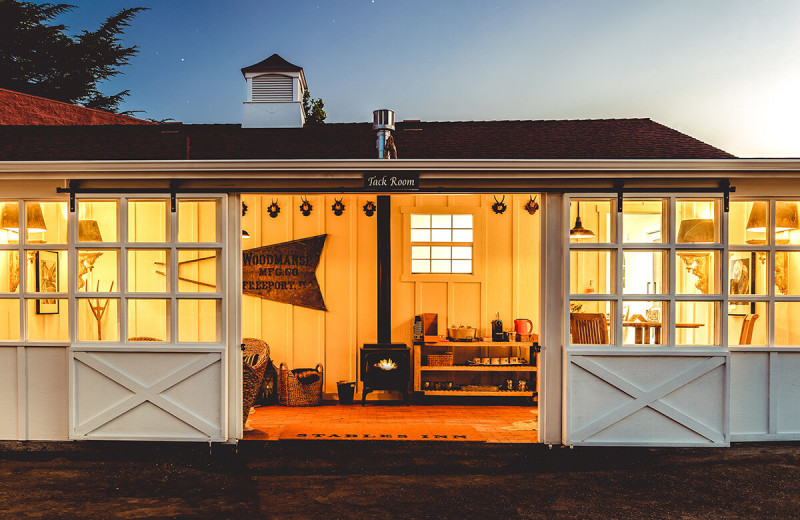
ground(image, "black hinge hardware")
xmin=721 ymin=179 xmax=734 ymax=213
xmin=614 ymin=180 xmax=624 ymax=212
xmin=69 ymin=180 xmax=77 ymax=212
xmin=170 ymin=180 xmax=178 ymax=213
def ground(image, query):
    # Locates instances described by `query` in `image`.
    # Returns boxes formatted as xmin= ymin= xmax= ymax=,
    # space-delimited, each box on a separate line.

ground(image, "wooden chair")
xmin=570 ymin=313 xmax=609 ymax=344
xmin=739 ymin=314 xmax=759 ymax=345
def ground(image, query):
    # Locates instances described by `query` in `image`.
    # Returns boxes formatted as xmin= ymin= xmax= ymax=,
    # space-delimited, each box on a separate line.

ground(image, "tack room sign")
xmin=242 ymin=234 xmax=327 ymax=311
xmin=363 ymin=172 xmax=419 ymax=191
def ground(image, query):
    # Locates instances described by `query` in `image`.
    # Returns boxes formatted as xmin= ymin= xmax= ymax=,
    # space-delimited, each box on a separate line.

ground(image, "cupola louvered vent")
xmin=251 ymin=74 xmax=293 ymax=102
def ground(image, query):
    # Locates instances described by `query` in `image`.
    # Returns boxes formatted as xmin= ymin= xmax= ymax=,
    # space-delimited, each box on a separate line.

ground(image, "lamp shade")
xmin=78 ymin=219 xmax=103 ymax=242
xmin=569 ymin=215 xmax=596 ymax=239
xmin=745 ymin=202 xmax=767 ymax=233
xmin=677 ymin=218 xmax=714 ymax=243
xmin=1 ymin=202 xmax=47 ymax=233
xmin=746 ymin=201 xmax=798 ymax=233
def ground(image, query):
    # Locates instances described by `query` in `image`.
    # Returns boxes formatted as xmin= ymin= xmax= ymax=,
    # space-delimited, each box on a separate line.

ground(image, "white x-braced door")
xmin=563 ymin=194 xmax=730 ymax=447
xmin=70 ymin=195 xmax=227 ymax=441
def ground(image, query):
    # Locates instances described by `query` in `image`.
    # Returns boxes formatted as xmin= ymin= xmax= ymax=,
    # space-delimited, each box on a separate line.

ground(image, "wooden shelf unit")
xmin=413 ymin=341 xmax=539 ymax=397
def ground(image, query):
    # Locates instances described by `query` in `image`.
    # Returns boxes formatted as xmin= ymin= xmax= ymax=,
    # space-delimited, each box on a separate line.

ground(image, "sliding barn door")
xmin=70 ymin=195 xmax=228 ymax=441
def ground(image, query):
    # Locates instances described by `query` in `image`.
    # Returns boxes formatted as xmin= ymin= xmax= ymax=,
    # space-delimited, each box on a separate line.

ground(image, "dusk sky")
xmin=51 ymin=0 xmax=800 ymax=158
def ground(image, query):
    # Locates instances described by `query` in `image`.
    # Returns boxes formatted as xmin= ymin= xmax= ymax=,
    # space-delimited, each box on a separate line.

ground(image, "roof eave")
xmin=1 ymin=158 xmax=799 ymax=180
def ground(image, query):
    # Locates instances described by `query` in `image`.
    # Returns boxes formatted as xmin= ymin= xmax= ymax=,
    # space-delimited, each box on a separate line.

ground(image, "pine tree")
xmin=0 ymin=1 xmax=147 ymax=113
xmin=302 ymin=88 xmax=326 ymax=125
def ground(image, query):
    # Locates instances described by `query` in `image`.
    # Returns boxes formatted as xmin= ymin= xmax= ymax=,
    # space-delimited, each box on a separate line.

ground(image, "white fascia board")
xmin=1 ymin=158 xmax=800 ymax=180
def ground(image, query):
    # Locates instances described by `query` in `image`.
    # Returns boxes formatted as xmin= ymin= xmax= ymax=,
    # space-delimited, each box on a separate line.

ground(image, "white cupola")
xmin=241 ymin=53 xmax=307 ymax=128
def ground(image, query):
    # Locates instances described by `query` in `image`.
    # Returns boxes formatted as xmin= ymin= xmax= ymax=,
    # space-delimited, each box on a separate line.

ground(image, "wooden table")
xmin=623 ymin=321 xmax=703 ymax=344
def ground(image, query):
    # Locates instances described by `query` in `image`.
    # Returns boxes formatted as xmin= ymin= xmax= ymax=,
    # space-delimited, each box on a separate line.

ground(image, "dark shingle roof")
xmin=0 ymin=118 xmax=735 ymax=161
xmin=241 ymin=54 xmax=303 ymax=76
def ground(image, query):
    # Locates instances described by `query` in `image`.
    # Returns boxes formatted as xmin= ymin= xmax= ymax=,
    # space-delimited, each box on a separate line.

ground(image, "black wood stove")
xmin=360 ymin=343 xmax=410 ymax=405
xmin=360 ymin=194 xmax=411 ymax=405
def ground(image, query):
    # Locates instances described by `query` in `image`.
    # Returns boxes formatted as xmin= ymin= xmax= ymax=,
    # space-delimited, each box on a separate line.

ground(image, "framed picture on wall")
xmin=729 ymin=257 xmax=751 ymax=296
xmin=36 ymin=250 xmax=59 ymax=314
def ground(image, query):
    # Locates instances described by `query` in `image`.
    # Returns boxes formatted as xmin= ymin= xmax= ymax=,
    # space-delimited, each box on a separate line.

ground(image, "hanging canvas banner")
xmin=242 ymin=234 xmax=327 ymax=311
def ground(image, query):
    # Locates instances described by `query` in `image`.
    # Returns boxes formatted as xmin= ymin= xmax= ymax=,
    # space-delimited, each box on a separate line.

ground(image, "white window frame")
xmin=70 ymin=194 xmax=227 ymax=350
xmin=400 ymin=206 xmax=483 ymax=282
xmin=0 ymin=199 xmax=70 ymax=346
xmin=565 ymin=194 xmax=727 ymax=349
xmin=728 ymin=197 xmax=800 ymax=349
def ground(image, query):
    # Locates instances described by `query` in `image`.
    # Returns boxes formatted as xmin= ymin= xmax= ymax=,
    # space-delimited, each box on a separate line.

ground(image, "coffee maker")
xmin=492 ymin=312 xmax=505 ymax=342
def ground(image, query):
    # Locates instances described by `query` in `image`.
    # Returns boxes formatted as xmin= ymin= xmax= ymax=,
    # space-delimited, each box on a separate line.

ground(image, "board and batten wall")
xmin=241 ymin=194 xmax=541 ymax=396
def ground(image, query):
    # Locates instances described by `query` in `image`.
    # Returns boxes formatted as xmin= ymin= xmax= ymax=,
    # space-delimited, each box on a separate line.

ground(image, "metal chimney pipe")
xmin=373 ymin=109 xmax=395 ymax=159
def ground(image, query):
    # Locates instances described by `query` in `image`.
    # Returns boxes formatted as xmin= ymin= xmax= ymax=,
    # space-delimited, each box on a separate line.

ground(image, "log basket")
xmin=279 ymin=363 xmax=323 ymax=406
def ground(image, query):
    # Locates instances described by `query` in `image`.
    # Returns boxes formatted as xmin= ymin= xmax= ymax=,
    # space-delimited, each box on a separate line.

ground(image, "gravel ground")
xmin=1 ymin=441 xmax=800 ymax=519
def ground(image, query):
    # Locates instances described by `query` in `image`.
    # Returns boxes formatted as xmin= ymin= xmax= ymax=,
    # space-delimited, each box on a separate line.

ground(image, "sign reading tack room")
xmin=363 ymin=172 xmax=419 ymax=191
xmin=242 ymin=234 xmax=327 ymax=311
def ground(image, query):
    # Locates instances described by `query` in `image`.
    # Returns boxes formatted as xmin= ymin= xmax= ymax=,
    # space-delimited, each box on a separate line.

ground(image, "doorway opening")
xmin=240 ymin=193 xmax=542 ymax=442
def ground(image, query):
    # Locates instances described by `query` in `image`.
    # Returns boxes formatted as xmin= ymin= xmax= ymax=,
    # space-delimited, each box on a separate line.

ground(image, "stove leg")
xmin=362 ymin=388 xmax=369 ymax=406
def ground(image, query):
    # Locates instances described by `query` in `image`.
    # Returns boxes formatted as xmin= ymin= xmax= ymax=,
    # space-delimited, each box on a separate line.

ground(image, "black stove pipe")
xmin=377 ymin=195 xmax=391 ymax=343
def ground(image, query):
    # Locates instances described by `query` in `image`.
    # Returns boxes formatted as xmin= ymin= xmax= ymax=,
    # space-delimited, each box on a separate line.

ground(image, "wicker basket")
xmin=427 ymin=353 xmax=453 ymax=366
xmin=278 ymin=363 xmax=323 ymax=407
xmin=242 ymin=338 xmax=270 ymax=425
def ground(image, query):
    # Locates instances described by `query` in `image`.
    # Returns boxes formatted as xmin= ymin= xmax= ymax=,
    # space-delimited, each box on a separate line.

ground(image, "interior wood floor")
xmin=244 ymin=401 xmax=539 ymax=443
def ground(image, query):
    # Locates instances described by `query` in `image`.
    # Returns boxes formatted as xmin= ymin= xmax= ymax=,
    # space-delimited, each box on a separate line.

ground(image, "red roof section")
xmin=0 ymin=88 xmax=152 ymax=126
xmin=0 ymin=118 xmax=734 ymax=161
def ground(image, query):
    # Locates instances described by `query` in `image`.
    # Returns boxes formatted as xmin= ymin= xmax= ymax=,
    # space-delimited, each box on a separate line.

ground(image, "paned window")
xmin=0 ymin=200 xmax=69 ymax=342
xmin=0 ymin=196 xmax=226 ymax=345
xmin=76 ymin=197 xmax=225 ymax=344
xmin=409 ymin=213 xmax=473 ymax=274
xmin=568 ymin=196 xmax=723 ymax=347
xmin=728 ymin=200 xmax=800 ymax=346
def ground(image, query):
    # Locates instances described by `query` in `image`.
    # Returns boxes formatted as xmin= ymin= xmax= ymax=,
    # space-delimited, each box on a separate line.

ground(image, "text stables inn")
xmin=1 ymin=54 xmax=800 ymax=447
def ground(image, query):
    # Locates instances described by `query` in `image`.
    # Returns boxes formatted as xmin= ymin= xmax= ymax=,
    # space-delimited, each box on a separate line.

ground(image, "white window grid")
xmin=0 ymin=196 xmax=226 ymax=346
xmin=409 ymin=213 xmax=474 ymax=274
xmin=566 ymin=194 xmax=727 ymax=348
xmin=729 ymin=198 xmax=800 ymax=348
